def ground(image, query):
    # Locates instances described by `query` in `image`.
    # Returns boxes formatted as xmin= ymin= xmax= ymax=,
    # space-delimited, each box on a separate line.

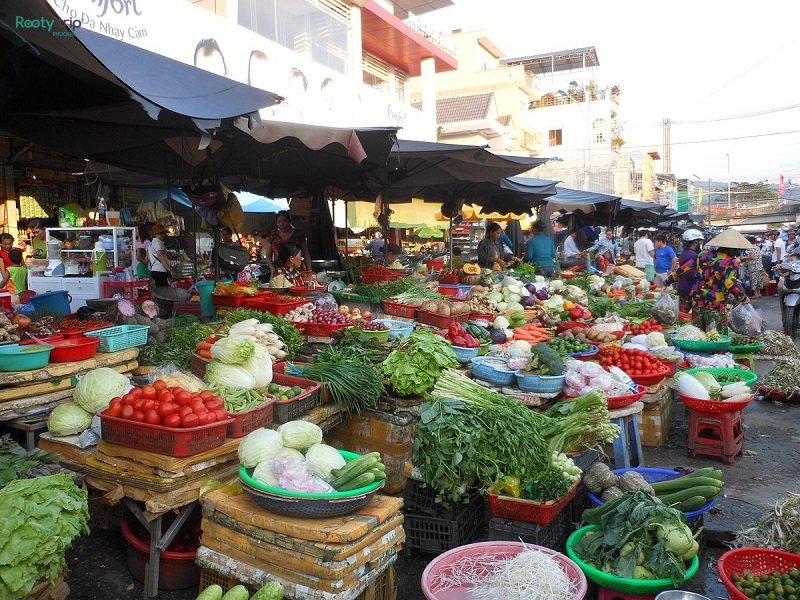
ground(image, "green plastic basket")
xmin=239 ymin=449 xmax=383 ymax=499
xmin=85 ymin=325 xmax=149 ymax=352
xmin=350 ymin=327 xmax=391 ymax=344
xmin=729 ymin=342 xmax=764 ymax=353
xmin=672 ymin=336 xmax=731 ymax=352
xmin=566 ymin=525 xmax=700 ymax=594
xmin=683 ymin=367 xmax=758 ymax=386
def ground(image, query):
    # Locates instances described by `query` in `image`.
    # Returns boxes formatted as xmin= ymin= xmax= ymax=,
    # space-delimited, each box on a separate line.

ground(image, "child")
xmin=0 ymin=233 xmax=13 ymax=266
xmin=4 ymin=249 xmax=27 ymax=294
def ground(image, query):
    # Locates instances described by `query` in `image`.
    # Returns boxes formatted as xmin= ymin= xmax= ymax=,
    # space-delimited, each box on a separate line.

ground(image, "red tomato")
xmin=176 ymin=390 xmax=192 ymax=405
xmin=143 ymin=399 xmax=157 ymax=412
xmin=214 ymin=409 xmax=228 ymax=422
xmin=133 ymin=398 xmax=146 ymax=411
xmin=122 ymin=391 xmax=136 ymax=403
xmin=107 ymin=398 xmax=123 ymax=417
xmin=144 ymin=409 xmax=161 ymax=425
xmin=141 ymin=385 xmax=156 ymax=400
xmin=181 ymin=413 xmax=199 ymax=428
xmin=131 ymin=410 xmax=146 ymax=423
xmin=199 ymin=390 xmax=214 ymax=401
xmin=205 ymin=399 xmax=222 ymax=411
xmin=179 ymin=406 xmax=193 ymax=418
xmin=169 ymin=386 xmax=182 ymax=396
xmin=131 ymin=387 xmax=143 ymax=397
xmin=163 ymin=414 xmax=181 ymax=428
xmin=196 ymin=411 xmax=209 ymax=426
xmin=121 ymin=404 xmax=135 ymax=419
xmin=175 ymin=393 xmax=192 ymax=407
xmin=191 ymin=400 xmax=206 ymax=413
xmin=157 ymin=402 xmax=176 ymax=418
xmin=159 ymin=392 xmax=175 ymax=404
xmin=153 ymin=380 xmax=167 ymax=391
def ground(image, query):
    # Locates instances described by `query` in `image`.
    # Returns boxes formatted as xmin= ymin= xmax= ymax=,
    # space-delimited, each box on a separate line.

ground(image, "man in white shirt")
xmin=633 ymin=230 xmax=655 ymax=268
xmin=770 ymin=230 xmax=786 ymax=281
xmin=560 ymin=230 xmax=584 ymax=268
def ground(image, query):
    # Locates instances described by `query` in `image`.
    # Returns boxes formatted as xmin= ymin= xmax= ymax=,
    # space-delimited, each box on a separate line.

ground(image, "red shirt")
xmin=0 ymin=249 xmax=10 ymax=266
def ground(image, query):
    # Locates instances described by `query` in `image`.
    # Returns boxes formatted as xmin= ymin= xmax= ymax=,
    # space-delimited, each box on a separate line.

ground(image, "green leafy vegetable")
xmin=382 ymin=330 xmax=458 ymax=397
xmin=0 ymin=473 xmax=89 ymax=599
xmin=287 ymin=356 xmax=385 ymax=416
xmin=138 ymin=322 xmax=213 ymax=369
xmin=588 ymin=297 xmax=616 ymax=318
xmin=0 ymin=436 xmax=61 ymax=488
xmin=616 ymin=300 xmax=656 ymax=319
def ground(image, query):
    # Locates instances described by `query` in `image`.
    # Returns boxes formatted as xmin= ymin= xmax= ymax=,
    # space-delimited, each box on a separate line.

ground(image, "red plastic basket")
xmin=211 ymin=294 xmax=253 ymax=308
xmin=678 ymin=392 xmax=753 ymax=413
xmin=252 ymin=298 xmax=308 ymax=315
xmin=271 ymin=373 xmax=321 ymax=424
xmin=424 ymin=258 xmax=445 ymax=272
xmin=361 ymin=271 xmax=403 ymax=284
xmin=227 ymin=397 xmax=275 ymax=438
xmin=628 ymin=363 xmax=671 ymax=386
xmin=556 ymin=321 xmax=589 ymax=333
xmin=718 ymin=548 xmax=800 ymax=600
xmin=291 ymin=321 xmax=352 ymax=337
xmin=487 ymin=479 xmax=580 ymax=525
xmin=438 ymin=273 xmax=461 ymax=285
xmin=468 ymin=312 xmax=495 ymax=322
xmin=48 ymin=336 xmax=101 ymax=363
xmin=607 ymin=385 xmax=648 ymax=409
xmin=382 ymin=300 xmax=417 ymax=318
xmin=99 ymin=411 xmax=231 ymax=457
xmin=416 ymin=309 xmax=469 ymax=329
xmin=660 ymin=359 xmax=677 ymax=376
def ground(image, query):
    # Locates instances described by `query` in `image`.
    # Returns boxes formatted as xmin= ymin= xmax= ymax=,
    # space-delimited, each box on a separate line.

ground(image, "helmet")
xmin=682 ymin=229 xmax=704 ymax=242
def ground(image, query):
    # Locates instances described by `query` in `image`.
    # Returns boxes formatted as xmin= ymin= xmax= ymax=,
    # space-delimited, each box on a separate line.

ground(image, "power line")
xmin=671 ymin=103 xmax=800 ymax=125
xmin=622 ymin=128 xmax=800 ymax=150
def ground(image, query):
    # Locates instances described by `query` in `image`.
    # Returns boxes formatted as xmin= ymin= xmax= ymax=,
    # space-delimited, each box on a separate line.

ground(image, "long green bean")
xmin=209 ymin=383 xmax=268 ymax=413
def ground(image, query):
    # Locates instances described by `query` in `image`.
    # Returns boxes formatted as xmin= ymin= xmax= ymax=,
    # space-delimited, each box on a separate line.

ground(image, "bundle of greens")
xmin=0 ymin=435 xmax=62 ymax=488
xmin=588 ymin=297 xmax=616 ymax=319
xmin=382 ymin=330 xmax=458 ymax=397
xmin=416 ymin=370 xmax=619 ymax=502
xmin=0 ymin=473 xmax=89 ymax=599
xmin=288 ymin=345 xmax=386 ymax=415
xmin=351 ymin=277 xmax=419 ymax=300
xmin=616 ymin=300 xmax=656 ymax=320
xmin=138 ymin=322 xmax=214 ymax=369
xmin=576 ymin=491 xmax=700 ymax=582
xmin=224 ymin=309 xmax=304 ymax=359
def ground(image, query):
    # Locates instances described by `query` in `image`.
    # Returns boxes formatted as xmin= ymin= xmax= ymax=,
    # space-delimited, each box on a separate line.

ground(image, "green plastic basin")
xmin=0 ymin=344 xmax=53 ymax=371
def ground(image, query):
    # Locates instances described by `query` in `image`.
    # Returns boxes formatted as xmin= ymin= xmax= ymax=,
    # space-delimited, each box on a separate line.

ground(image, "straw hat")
xmin=705 ymin=228 xmax=753 ymax=250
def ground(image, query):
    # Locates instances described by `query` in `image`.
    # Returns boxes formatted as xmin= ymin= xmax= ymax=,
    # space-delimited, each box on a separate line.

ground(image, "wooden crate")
xmin=637 ymin=379 xmax=673 ymax=447
xmin=326 ymin=409 xmax=417 ymax=494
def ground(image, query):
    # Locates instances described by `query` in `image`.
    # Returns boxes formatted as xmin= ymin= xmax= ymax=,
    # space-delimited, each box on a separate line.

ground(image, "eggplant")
xmin=535 ymin=288 xmax=550 ymax=301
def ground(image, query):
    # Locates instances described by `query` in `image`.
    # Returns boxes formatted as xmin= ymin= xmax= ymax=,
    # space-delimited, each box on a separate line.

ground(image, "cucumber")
xmin=337 ymin=472 xmax=376 ymax=491
xmin=196 ymin=585 xmax=224 ymax=600
xmin=331 ymin=457 xmax=380 ymax=489
xmin=330 ymin=453 xmax=380 ymax=479
xmin=221 ymin=585 xmax=250 ymax=600
xmin=657 ymin=486 xmax=721 ymax=504
xmin=368 ymin=468 xmax=386 ymax=481
xmin=678 ymin=496 xmax=708 ymax=511
xmin=680 ymin=468 xmax=723 ymax=480
xmin=651 ymin=476 xmax=723 ymax=493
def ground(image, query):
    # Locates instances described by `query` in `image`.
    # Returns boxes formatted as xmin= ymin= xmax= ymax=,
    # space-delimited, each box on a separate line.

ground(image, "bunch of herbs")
xmin=382 ymin=330 xmax=458 ymax=397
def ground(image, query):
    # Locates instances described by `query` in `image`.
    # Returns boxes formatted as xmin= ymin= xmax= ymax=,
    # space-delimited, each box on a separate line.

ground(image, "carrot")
xmin=206 ymin=335 xmax=218 ymax=344
xmin=198 ymin=349 xmax=212 ymax=359
xmin=196 ymin=341 xmax=213 ymax=351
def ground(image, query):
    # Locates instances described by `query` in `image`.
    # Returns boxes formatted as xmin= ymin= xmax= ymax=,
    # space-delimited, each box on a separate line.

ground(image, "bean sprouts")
xmin=431 ymin=545 xmax=578 ymax=600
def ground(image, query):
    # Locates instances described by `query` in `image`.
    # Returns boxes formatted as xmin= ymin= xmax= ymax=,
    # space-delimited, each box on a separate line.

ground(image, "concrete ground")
xmin=64 ymin=295 xmax=800 ymax=599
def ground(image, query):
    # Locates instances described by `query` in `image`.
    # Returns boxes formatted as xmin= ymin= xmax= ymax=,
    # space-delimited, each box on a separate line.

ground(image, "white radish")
xmin=723 ymin=392 xmax=753 ymax=403
xmin=721 ymin=384 xmax=750 ymax=398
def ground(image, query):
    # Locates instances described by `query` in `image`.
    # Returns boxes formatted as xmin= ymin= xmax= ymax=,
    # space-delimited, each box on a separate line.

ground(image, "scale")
xmin=44 ymin=239 xmax=65 ymax=276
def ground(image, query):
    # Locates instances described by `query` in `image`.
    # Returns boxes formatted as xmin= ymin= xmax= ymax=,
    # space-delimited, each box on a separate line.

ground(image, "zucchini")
xmin=678 ymin=496 xmax=708 ymax=511
xmin=337 ymin=472 xmax=376 ymax=491
xmin=679 ymin=468 xmax=723 ymax=480
xmin=651 ymin=476 xmax=723 ymax=493
xmin=221 ymin=585 xmax=250 ymax=600
xmin=657 ymin=486 xmax=721 ymax=504
xmin=196 ymin=585 xmax=224 ymax=600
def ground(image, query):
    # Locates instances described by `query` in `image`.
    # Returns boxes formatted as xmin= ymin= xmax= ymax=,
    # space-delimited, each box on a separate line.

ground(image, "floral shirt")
xmin=271 ymin=267 xmax=303 ymax=288
xmin=268 ymin=229 xmax=305 ymax=263
xmin=669 ymin=249 xmax=746 ymax=310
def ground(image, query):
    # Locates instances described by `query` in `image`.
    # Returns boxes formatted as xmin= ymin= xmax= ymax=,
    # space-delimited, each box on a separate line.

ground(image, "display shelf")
xmin=45 ymin=226 xmax=136 ymax=274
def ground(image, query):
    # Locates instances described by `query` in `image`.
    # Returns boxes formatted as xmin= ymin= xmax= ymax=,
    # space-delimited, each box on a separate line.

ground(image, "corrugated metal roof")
xmin=436 ymin=92 xmax=493 ymax=123
xmin=497 ymin=115 xmax=512 ymax=126
xmin=500 ymin=46 xmax=600 ymax=74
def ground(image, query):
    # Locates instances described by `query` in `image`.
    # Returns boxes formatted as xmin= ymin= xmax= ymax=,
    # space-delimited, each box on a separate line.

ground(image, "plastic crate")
xmin=304 ymin=322 xmax=352 ymax=337
xmin=404 ymin=493 xmax=486 ymax=554
xmin=87 ymin=491 xmax=124 ymax=530
xmin=362 ymin=271 xmax=403 ymax=284
xmin=198 ymin=569 xmax=258 ymax=596
xmin=99 ymin=411 xmax=231 ymax=457
xmin=415 ymin=309 xmax=469 ymax=329
xmin=85 ymin=324 xmax=149 ymax=352
xmin=211 ymin=294 xmax=253 ymax=308
xmin=227 ymin=397 xmax=275 ymax=438
xmin=382 ymin=300 xmax=417 ymax=318
xmin=487 ymin=479 xmax=580 ymax=525
xmin=403 ymin=479 xmax=461 ymax=518
xmin=191 ymin=351 xmax=210 ymax=379
xmin=254 ymin=298 xmax=308 ymax=315
xmin=271 ymin=373 xmax=321 ymax=424
xmin=488 ymin=508 xmax=572 ymax=552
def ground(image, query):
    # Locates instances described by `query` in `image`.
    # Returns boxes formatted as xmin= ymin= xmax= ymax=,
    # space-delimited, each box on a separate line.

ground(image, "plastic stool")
xmin=608 ymin=401 xmax=645 ymax=469
xmin=688 ymin=409 xmax=744 ymax=465
xmin=597 ymin=587 xmax=655 ymax=600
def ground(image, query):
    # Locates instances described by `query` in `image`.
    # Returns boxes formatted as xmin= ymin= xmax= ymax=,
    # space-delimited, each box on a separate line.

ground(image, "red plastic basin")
xmin=48 ymin=336 xmax=101 ymax=363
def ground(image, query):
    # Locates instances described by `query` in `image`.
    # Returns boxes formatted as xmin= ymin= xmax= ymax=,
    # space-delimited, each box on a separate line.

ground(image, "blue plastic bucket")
xmin=195 ymin=280 xmax=216 ymax=319
xmin=29 ymin=290 xmax=72 ymax=316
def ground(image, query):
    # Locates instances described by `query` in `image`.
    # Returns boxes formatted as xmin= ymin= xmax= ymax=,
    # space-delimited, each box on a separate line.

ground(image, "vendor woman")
xmin=27 ymin=219 xmax=47 ymax=259
xmin=270 ymin=242 xmax=305 ymax=288
xmin=264 ymin=211 xmax=312 ymax=276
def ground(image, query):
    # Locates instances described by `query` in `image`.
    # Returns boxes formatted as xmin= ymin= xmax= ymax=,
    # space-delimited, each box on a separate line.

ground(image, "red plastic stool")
xmin=687 ymin=409 xmax=744 ymax=465
xmin=597 ymin=588 xmax=655 ymax=600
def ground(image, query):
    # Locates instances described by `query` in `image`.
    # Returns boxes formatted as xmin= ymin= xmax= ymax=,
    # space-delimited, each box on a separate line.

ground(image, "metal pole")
xmin=708 ymin=177 xmax=712 ymax=226
xmin=727 ymin=154 xmax=731 ymax=209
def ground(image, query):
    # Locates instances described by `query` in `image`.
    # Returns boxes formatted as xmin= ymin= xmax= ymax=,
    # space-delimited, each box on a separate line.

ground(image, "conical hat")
xmin=705 ymin=228 xmax=753 ymax=250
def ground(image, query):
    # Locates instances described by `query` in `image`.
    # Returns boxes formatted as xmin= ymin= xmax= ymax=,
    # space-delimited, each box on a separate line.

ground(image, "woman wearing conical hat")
xmin=664 ymin=228 xmax=751 ymax=331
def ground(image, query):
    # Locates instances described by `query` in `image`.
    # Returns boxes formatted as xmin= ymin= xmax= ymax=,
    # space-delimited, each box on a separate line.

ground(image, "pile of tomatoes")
xmin=598 ymin=346 xmax=667 ymax=378
xmin=626 ymin=319 xmax=663 ymax=335
xmin=104 ymin=380 xmax=228 ymax=429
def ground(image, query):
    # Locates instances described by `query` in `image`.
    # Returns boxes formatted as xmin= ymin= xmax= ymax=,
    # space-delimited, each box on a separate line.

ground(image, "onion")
xmin=12 ymin=314 xmax=31 ymax=331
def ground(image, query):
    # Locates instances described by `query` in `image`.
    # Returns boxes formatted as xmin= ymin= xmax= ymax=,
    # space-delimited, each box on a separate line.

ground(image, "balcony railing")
xmin=403 ymin=17 xmax=457 ymax=56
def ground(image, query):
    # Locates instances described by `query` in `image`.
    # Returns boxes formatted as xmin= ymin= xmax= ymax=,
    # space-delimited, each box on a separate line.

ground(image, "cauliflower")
xmin=645 ymin=331 xmax=667 ymax=348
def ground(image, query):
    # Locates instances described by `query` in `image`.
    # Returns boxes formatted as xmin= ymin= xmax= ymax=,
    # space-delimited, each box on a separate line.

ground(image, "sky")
xmin=423 ymin=0 xmax=800 ymax=187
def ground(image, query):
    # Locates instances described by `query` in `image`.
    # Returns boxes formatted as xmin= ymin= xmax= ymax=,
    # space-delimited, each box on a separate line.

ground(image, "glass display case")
xmin=45 ymin=227 xmax=136 ymax=275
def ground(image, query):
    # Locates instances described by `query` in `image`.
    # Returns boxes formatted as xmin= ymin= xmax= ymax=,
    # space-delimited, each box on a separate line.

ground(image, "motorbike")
xmin=778 ymin=261 xmax=800 ymax=337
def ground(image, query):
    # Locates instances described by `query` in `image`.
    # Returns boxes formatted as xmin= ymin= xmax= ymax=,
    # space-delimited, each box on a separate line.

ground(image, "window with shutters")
xmin=549 ymin=129 xmax=563 ymax=147
xmin=238 ymin=0 xmax=351 ymax=75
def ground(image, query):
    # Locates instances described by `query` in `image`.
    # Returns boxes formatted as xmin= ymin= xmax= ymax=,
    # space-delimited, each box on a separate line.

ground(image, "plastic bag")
xmin=652 ymin=292 xmax=679 ymax=324
xmin=270 ymin=458 xmax=335 ymax=493
xmin=729 ymin=302 xmax=764 ymax=337
xmin=312 ymin=293 xmax=339 ymax=313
